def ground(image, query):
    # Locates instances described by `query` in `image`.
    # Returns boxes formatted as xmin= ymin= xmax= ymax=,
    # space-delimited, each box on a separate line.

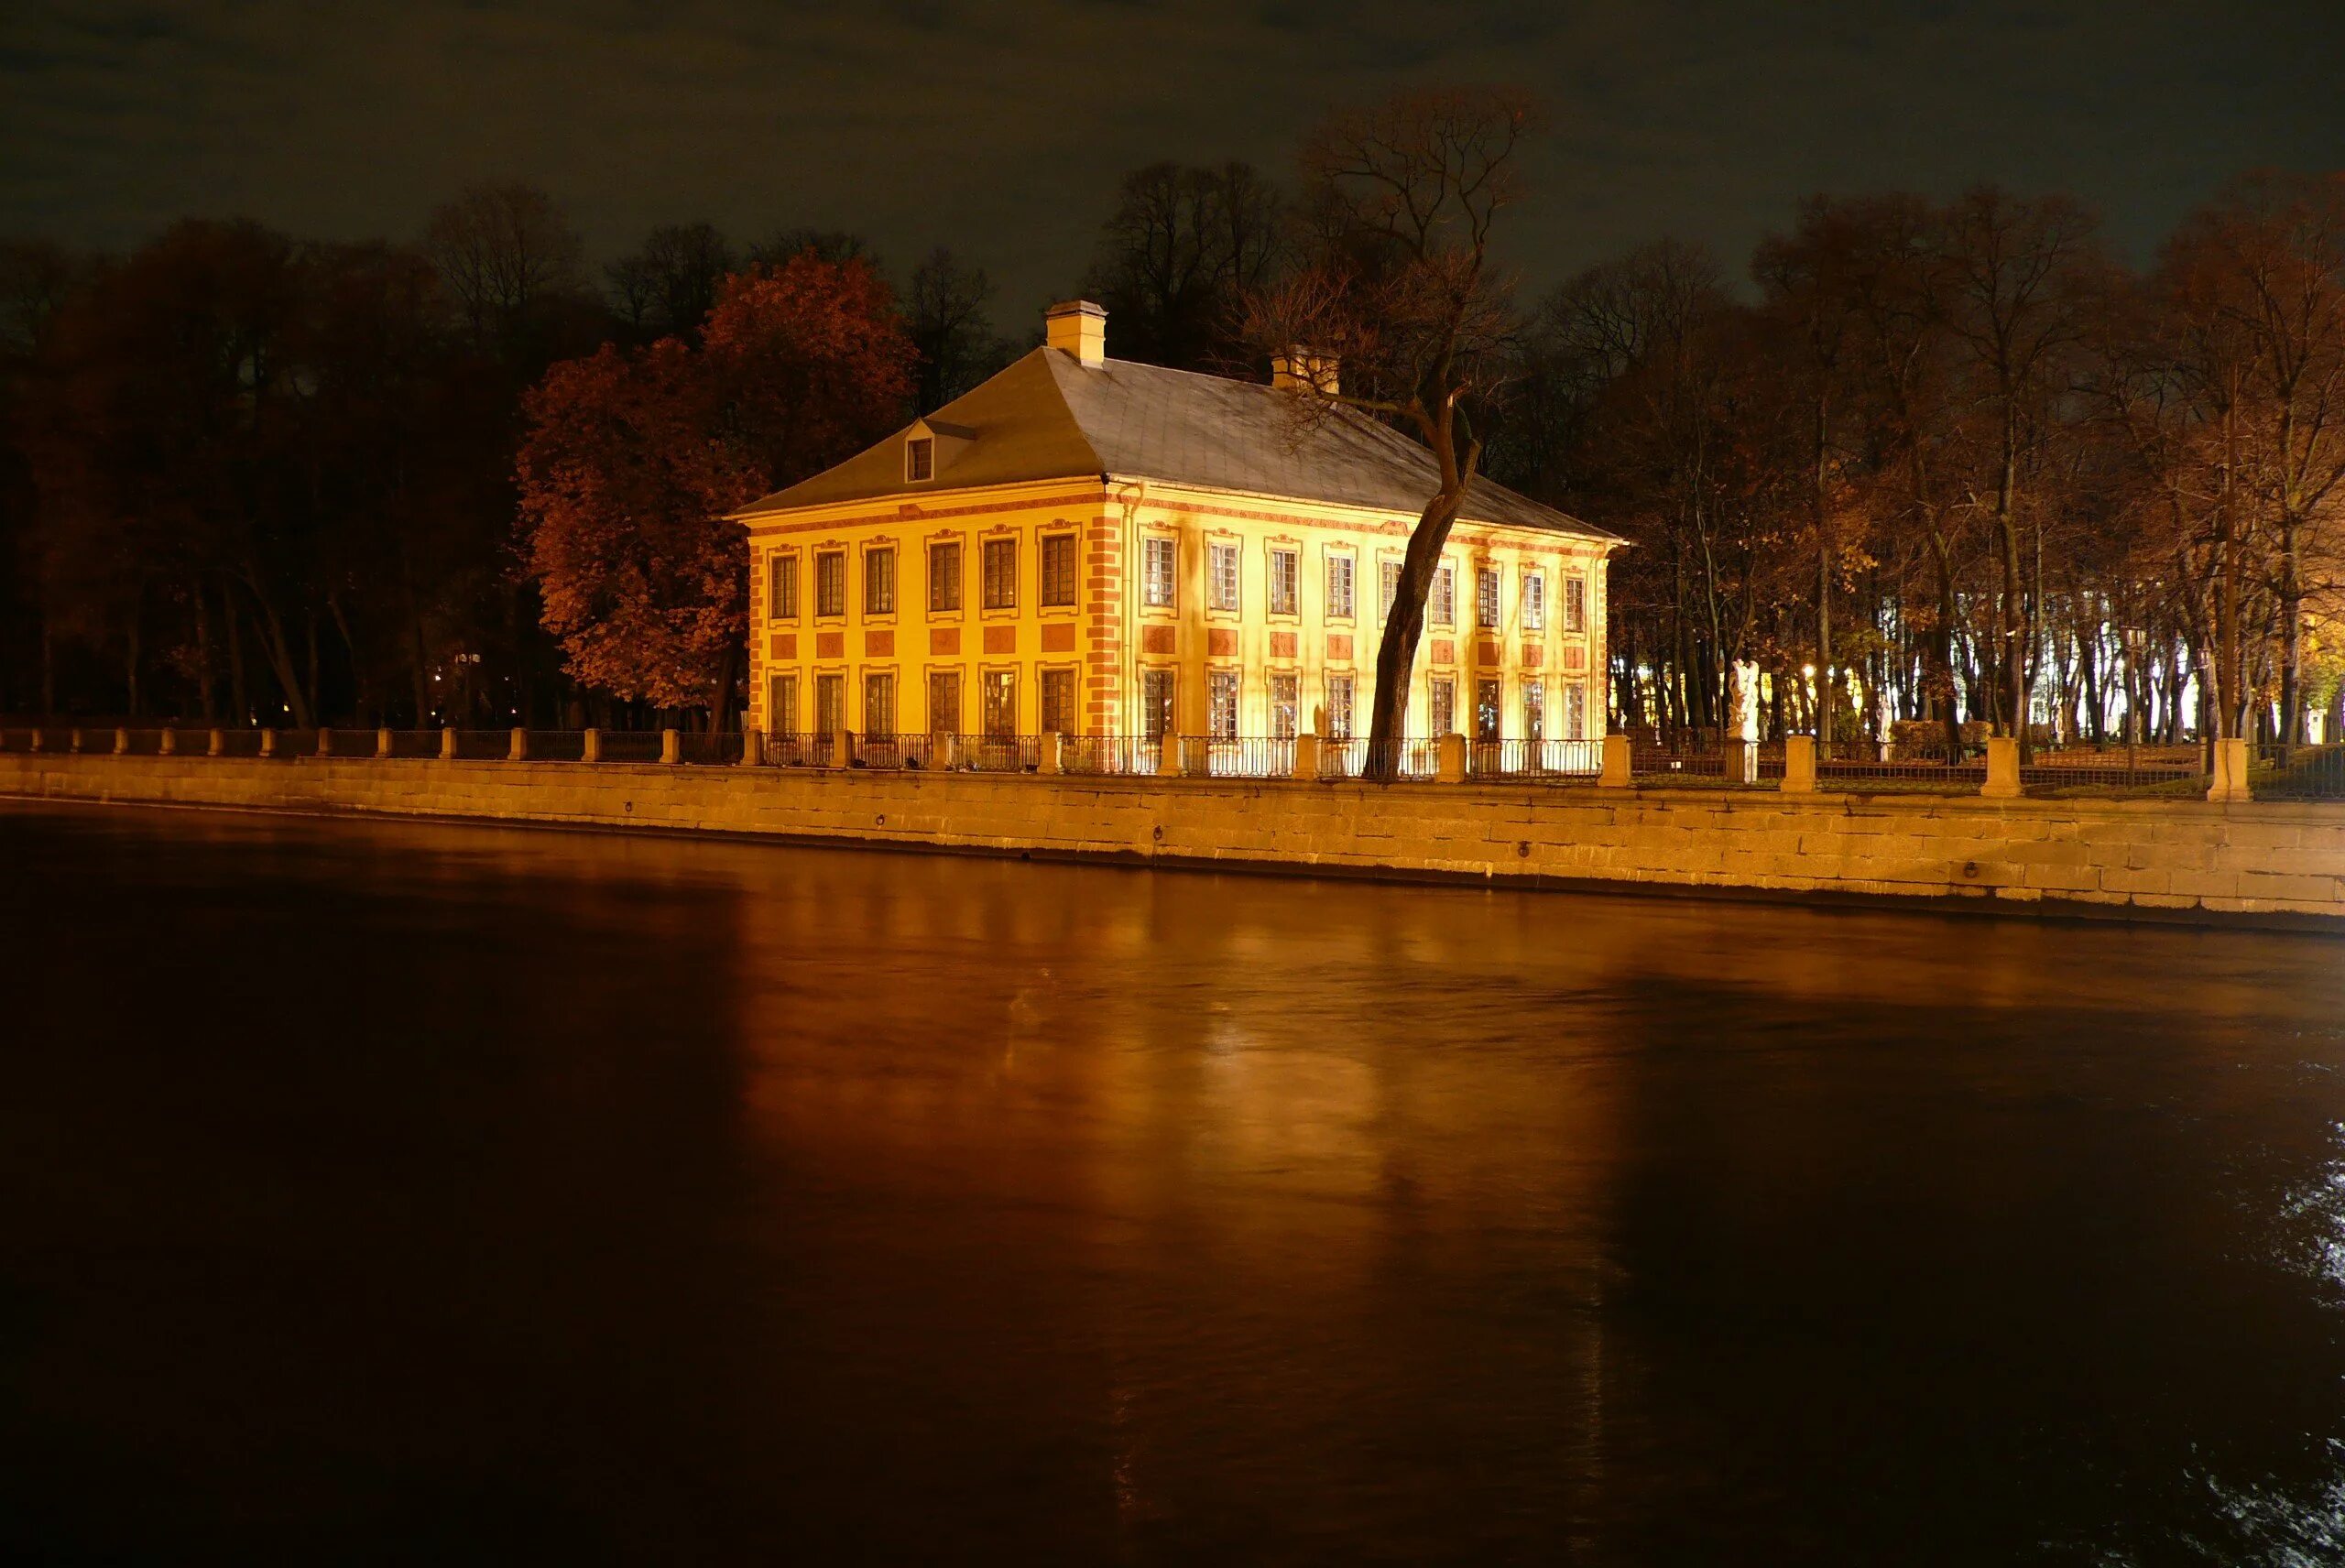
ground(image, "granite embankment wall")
xmin=5 ymin=751 xmax=2342 ymax=928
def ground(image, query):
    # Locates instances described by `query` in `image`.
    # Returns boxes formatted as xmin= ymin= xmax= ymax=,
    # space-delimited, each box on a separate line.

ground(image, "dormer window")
xmin=905 ymin=437 xmax=934 ymax=483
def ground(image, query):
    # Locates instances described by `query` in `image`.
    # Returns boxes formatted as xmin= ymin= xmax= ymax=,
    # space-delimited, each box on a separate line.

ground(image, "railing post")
xmin=114 ymin=727 xmax=129 ymax=756
xmin=508 ymin=727 xmax=527 ymax=762
xmin=832 ymin=725 xmax=853 ymax=768
xmin=258 ymin=730 xmax=277 ymax=758
xmin=582 ymin=727 xmax=602 ymax=764
xmin=208 ymin=728 xmax=224 ymax=757
xmin=376 ymin=726 xmax=392 ymax=758
xmin=1293 ymin=733 xmax=1321 ymax=780
xmin=158 ymin=728 xmax=176 ymax=756
xmin=440 ymin=726 xmax=456 ymax=761
xmin=2207 ymin=736 xmax=2252 ymax=803
xmin=740 ymin=727 xmax=762 ymax=767
xmin=660 ymin=728 xmax=680 ymax=765
xmin=1782 ymin=735 xmax=1816 ymax=794
xmin=1436 ymin=733 xmax=1467 ymax=784
xmin=1722 ymin=737 xmax=1756 ymax=785
xmin=1980 ymin=735 xmax=2021 ymax=800
xmin=1599 ymin=734 xmax=1632 ymax=788
xmin=1038 ymin=731 xmax=1063 ymax=776
xmin=27 ymin=728 xmax=40 ymax=754
xmin=318 ymin=728 xmax=333 ymax=757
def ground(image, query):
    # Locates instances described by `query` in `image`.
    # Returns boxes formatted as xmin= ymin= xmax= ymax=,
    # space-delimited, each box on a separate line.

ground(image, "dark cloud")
xmin=4 ymin=0 xmax=2341 ymax=315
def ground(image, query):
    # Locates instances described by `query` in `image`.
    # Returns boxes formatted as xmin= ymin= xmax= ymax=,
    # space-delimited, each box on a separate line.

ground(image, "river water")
xmin=2 ymin=800 xmax=2342 ymax=1563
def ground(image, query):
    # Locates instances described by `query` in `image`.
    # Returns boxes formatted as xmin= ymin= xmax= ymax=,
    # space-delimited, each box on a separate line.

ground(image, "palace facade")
xmin=735 ymin=300 xmax=1619 ymax=747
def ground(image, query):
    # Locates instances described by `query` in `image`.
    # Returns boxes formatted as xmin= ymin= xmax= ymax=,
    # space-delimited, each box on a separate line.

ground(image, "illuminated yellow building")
xmin=735 ymin=300 xmax=1618 ymax=753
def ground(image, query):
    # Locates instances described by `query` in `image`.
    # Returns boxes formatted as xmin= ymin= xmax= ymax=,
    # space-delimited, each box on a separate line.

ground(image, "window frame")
xmin=927 ymin=668 xmax=961 ymax=736
xmin=980 ymin=667 xmax=1019 ymax=738
xmin=927 ymin=539 xmax=963 ymax=615
xmin=980 ymin=535 xmax=1019 ymax=613
xmin=1325 ymin=673 xmax=1355 ymax=741
xmin=1476 ymin=565 xmax=1502 ymax=631
xmin=767 ymin=551 xmax=800 ymax=623
xmin=1207 ymin=669 xmax=1241 ymax=739
xmin=1565 ymin=574 xmax=1587 ymax=635
xmin=768 ymin=672 xmax=799 ymax=734
xmin=863 ymin=543 xmax=897 ymax=618
xmin=1325 ymin=550 xmax=1356 ymax=622
xmin=1141 ymin=534 xmax=1178 ymax=611
xmin=1040 ymin=666 xmax=1077 ymax=735
xmin=813 ymin=550 xmax=847 ymax=620
xmin=1522 ymin=570 xmax=1546 ymax=634
xmin=1039 ymin=531 xmax=1078 ymax=609
xmin=1207 ymin=539 xmax=1242 ymax=615
xmin=1431 ymin=562 xmax=1456 ymax=629
xmin=905 ymin=436 xmax=934 ymax=483
xmin=863 ymin=670 xmax=896 ymax=738
xmin=1268 ymin=546 xmax=1299 ymax=617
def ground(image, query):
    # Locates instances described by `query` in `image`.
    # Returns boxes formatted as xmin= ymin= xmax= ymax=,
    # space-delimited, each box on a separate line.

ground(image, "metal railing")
xmin=674 ymin=731 xmax=746 ymax=767
xmin=764 ymin=732 xmax=836 ymax=768
xmin=2020 ymin=743 xmax=2206 ymax=794
xmin=2251 ymin=743 xmax=2345 ymax=800
xmin=1063 ymin=735 xmax=1173 ymax=776
xmin=1469 ymin=738 xmax=1605 ymax=779
xmin=1202 ymin=735 xmax=1296 ymax=779
xmin=595 ymin=730 xmax=668 ymax=764
xmin=951 ymin=734 xmax=1041 ymax=773
xmin=1317 ymin=736 xmax=1441 ymax=779
xmin=1815 ymin=739 xmax=1983 ymax=791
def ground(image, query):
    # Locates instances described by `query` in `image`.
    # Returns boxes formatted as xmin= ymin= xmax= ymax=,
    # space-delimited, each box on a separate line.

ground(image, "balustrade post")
xmin=158 ymin=728 xmax=176 ymax=756
xmin=508 ymin=727 xmax=527 ymax=762
xmin=1436 ymin=733 xmax=1467 ymax=784
xmin=114 ymin=727 xmax=129 ymax=755
xmin=583 ymin=727 xmax=602 ymax=764
xmin=258 ymin=730 xmax=277 ymax=758
xmin=208 ymin=728 xmax=224 ymax=757
xmin=2207 ymin=736 xmax=2252 ymax=803
xmin=832 ymin=725 xmax=853 ymax=768
xmin=1980 ymin=735 xmax=2021 ymax=800
xmin=1782 ymin=735 xmax=1816 ymax=794
xmin=740 ymin=727 xmax=763 ymax=767
xmin=1598 ymin=734 xmax=1632 ymax=788
xmin=1293 ymin=733 xmax=1321 ymax=780
xmin=376 ymin=726 xmax=392 ymax=758
xmin=1038 ymin=731 xmax=1063 ymax=776
xmin=1722 ymin=737 xmax=1757 ymax=785
xmin=318 ymin=728 xmax=333 ymax=757
xmin=660 ymin=728 xmax=680 ymax=765
xmin=440 ymin=726 xmax=456 ymax=761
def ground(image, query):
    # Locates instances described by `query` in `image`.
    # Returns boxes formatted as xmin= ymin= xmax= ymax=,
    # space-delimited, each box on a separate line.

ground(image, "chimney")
xmin=1045 ymin=299 xmax=1107 ymax=367
xmin=1271 ymin=346 xmax=1339 ymax=397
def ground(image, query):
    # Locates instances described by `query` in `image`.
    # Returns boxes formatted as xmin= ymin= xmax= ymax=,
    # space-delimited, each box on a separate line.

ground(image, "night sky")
xmin=6 ymin=1 xmax=2344 ymax=312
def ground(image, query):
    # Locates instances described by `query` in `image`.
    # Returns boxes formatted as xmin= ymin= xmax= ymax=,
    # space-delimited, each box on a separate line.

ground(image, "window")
xmin=814 ymin=550 xmax=845 ymax=617
xmin=1380 ymin=560 xmax=1402 ymax=616
xmin=905 ymin=436 xmax=933 ymax=482
xmin=928 ymin=540 xmax=962 ymax=613
xmin=1208 ymin=541 xmax=1240 ymax=612
xmin=1431 ymin=563 xmax=1456 ymax=627
xmin=1040 ymin=669 xmax=1076 ymax=734
xmin=814 ymin=672 xmax=845 ymax=735
xmin=1522 ymin=571 xmax=1546 ymax=633
xmin=864 ymin=670 xmax=896 ymax=737
xmin=1270 ymin=673 xmax=1299 ymax=740
xmin=1476 ymin=566 xmax=1501 ymax=629
xmin=1208 ymin=670 xmax=1240 ymax=738
xmin=1475 ymin=679 xmax=1501 ymax=741
xmin=1269 ymin=547 xmax=1298 ymax=615
xmin=1143 ymin=536 xmax=1177 ymax=608
xmin=768 ymin=673 xmax=798 ymax=734
xmin=982 ymin=537 xmax=1017 ymax=610
xmin=1141 ymin=669 xmax=1175 ymax=741
xmin=1565 ymin=683 xmax=1588 ymax=741
xmin=1325 ymin=674 xmax=1355 ymax=740
xmin=1565 ymin=575 xmax=1587 ymax=634
xmin=1326 ymin=553 xmax=1356 ymax=620
xmin=767 ymin=553 xmax=799 ymax=621
xmin=1041 ymin=533 xmax=1076 ymax=607
xmin=864 ymin=546 xmax=896 ymax=616
xmin=1429 ymin=676 xmax=1456 ymax=737
xmin=1522 ymin=679 xmax=1545 ymax=743
xmin=981 ymin=670 xmax=1018 ymax=737
xmin=928 ymin=670 xmax=959 ymax=736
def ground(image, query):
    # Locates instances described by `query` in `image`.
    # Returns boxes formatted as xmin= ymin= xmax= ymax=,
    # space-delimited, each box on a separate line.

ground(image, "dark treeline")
xmin=0 ymin=186 xmax=1017 ymax=729
xmin=5 ymin=159 xmax=2341 ymax=746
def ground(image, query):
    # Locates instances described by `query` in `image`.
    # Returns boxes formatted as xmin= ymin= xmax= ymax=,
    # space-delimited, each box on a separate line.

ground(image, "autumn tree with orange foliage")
xmin=517 ymin=254 xmax=914 ymax=724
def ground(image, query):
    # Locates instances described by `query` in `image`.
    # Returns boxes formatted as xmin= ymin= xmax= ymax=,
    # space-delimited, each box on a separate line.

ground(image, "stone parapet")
xmin=3 ymin=752 xmax=2342 ymax=929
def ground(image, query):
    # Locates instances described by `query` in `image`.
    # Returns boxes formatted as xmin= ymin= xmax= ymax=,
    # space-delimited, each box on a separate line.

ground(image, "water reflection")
xmin=2 ymin=801 xmax=2343 ymax=1563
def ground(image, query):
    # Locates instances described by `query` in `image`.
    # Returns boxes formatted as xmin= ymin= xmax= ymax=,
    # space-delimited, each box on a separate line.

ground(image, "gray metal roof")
xmin=736 ymin=347 xmax=1617 ymax=543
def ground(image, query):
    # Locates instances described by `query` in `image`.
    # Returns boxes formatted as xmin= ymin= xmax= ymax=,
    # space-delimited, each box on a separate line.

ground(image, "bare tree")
xmin=1086 ymin=161 xmax=1286 ymax=371
xmin=606 ymin=222 xmax=736 ymax=342
xmin=1248 ymin=86 xmax=1536 ymax=779
xmin=423 ymin=183 xmax=588 ymax=352
xmin=907 ymin=247 xmax=1012 ymax=411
